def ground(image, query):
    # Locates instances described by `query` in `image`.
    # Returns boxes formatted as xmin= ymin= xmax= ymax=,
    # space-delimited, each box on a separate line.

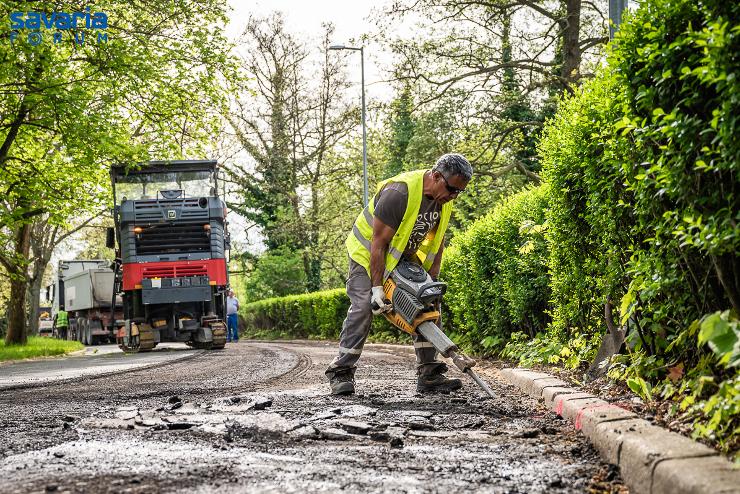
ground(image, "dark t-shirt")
xmin=373 ymin=180 xmax=442 ymax=258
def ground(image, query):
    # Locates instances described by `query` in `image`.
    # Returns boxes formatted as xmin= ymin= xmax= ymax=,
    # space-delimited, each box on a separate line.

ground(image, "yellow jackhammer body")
xmin=373 ymin=260 xmax=496 ymax=398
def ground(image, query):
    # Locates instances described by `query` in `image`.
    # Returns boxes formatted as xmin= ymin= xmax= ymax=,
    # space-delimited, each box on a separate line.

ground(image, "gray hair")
xmin=433 ymin=153 xmax=473 ymax=181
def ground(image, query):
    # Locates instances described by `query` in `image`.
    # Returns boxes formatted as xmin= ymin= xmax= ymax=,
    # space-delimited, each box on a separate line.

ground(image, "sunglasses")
xmin=438 ymin=173 xmax=466 ymax=195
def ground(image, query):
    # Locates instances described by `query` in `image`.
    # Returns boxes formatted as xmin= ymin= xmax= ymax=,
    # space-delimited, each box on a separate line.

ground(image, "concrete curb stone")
xmin=498 ymin=367 xmax=740 ymax=494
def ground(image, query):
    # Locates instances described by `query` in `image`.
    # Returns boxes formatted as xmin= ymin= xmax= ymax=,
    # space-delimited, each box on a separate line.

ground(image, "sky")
xmin=226 ymin=0 xmax=402 ymax=102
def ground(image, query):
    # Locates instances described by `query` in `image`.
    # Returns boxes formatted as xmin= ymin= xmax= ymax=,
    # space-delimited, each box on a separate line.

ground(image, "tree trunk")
xmin=560 ymin=0 xmax=582 ymax=85
xmin=26 ymin=268 xmax=46 ymax=336
xmin=711 ymin=253 xmax=740 ymax=314
xmin=5 ymin=223 xmax=32 ymax=345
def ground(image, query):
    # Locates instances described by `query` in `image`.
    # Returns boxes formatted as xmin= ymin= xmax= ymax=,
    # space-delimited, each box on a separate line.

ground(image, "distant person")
xmin=54 ymin=309 xmax=69 ymax=340
xmin=325 ymin=153 xmax=473 ymax=395
xmin=226 ymin=290 xmax=239 ymax=342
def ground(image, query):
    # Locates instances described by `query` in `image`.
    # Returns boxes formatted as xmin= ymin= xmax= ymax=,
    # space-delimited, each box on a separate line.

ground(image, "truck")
xmin=47 ymin=260 xmax=123 ymax=345
xmin=107 ymin=160 xmax=231 ymax=353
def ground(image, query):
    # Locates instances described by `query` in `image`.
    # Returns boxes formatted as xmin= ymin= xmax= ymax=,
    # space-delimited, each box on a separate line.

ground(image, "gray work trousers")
xmin=325 ymin=258 xmax=440 ymax=378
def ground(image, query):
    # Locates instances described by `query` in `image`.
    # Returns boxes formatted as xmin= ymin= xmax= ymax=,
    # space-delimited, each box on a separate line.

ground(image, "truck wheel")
xmin=76 ymin=318 xmax=85 ymax=345
xmin=81 ymin=318 xmax=88 ymax=346
xmin=82 ymin=318 xmax=91 ymax=346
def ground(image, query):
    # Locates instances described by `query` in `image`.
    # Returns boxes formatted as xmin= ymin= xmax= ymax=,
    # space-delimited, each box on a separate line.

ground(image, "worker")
xmin=226 ymin=289 xmax=240 ymax=342
xmin=326 ymin=153 xmax=473 ymax=395
xmin=54 ymin=309 xmax=69 ymax=340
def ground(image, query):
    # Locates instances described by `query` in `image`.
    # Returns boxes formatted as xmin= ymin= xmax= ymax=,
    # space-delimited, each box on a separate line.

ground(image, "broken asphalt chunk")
xmin=333 ymin=405 xmax=378 ymax=417
xmin=369 ymin=431 xmax=391 ymax=442
xmin=114 ymin=409 xmax=138 ymax=421
xmin=251 ymin=397 xmax=273 ymax=410
xmin=288 ymin=425 xmax=319 ymax=440
xmin=166 ymin=422 xmax=195 ymax=430
xmin=511 ymin=428 xmax=540 ymax=438
xmin=337 ymin=420 xmax=372 ymax=435
xmin=319 ymin=428 xmax=352 ymax=441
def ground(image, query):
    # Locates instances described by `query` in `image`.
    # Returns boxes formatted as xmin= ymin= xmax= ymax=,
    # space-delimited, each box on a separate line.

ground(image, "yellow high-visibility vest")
xmin=56 ymin=310 xmax=69 ymax=327
xmin=346 ymin=169 xmax=452 ymax=281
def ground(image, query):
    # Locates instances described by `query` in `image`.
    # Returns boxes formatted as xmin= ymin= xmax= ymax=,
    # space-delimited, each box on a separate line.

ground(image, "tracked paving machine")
xmin=108 ymin=160 xmax=231 ymax=353
xmin=375 ymin=260 xmax=496 ymax=397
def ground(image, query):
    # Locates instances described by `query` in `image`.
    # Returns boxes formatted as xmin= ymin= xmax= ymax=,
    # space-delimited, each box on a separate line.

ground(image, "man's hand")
xmin=371 ymin=286 xmax=392 ymax=315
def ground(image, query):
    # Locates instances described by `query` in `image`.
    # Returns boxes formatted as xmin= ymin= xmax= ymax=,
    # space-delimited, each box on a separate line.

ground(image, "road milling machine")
xmin=107 ymin=160 xmax=231 ymax=353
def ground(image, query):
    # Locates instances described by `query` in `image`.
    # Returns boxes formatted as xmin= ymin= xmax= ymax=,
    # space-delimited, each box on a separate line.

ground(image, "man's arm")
xmin=370 ymin=217 xmax=396 ymax=286
xmin=428 ymin=238 xmax=445 ymax=280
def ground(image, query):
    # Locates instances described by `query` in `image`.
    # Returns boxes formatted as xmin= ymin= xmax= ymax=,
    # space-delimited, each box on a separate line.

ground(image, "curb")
xmin=498 ymin=368 xmax=740 ymax=494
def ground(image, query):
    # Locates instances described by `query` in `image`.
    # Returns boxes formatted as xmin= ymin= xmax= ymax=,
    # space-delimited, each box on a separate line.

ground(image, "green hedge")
xmin=441 ymin=185 xmax=551 ymax=354
xmin=531 ymin=0 xmax=739 ymax=368
xmin=507 ymin=0 xmax=739 ymax=456
xmin=241 ymin=287 xmax=400 ymax=341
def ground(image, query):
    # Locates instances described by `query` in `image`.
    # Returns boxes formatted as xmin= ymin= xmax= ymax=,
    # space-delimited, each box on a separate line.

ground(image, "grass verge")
xmin=0 ymin=337 xmax=84 ymax=362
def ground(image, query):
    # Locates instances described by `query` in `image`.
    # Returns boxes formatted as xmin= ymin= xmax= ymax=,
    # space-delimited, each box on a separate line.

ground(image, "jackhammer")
xmin=371 ymin=260 xmax=496 ymax=398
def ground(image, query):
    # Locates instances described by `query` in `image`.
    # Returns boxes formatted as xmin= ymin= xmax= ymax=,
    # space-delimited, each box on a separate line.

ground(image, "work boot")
xmin=327 ymin=368 xmax=356 ymax=396
xmin=416 ymin=363 xmax=462 ymax=394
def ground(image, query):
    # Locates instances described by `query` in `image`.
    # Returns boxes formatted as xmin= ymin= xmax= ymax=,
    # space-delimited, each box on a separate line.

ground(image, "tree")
xmin=224 ymin=14 xmax=357 ymax=292
xmin=383 ymin=86 xmax=416 ymax=178
xmin=26 ymin=214 xmax=103 ymax=335
xmin=0 ymin=0 xmax=233 ymax=344
xmin=375 ymin=0 xmax=609 ymax=183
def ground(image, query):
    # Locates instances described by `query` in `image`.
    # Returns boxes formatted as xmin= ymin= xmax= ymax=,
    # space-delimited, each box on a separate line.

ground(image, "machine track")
xmin=117 ymin=323 xmax=157 ymax=354
xmin=186 ymin=321 xmax=227 ymax=350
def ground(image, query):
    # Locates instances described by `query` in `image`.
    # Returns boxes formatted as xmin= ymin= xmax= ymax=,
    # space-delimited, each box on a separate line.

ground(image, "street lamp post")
xmin=609 ymin=0 xmax=628 ymax=39
xmin=329 ymin=44 xmax=368 ymax=207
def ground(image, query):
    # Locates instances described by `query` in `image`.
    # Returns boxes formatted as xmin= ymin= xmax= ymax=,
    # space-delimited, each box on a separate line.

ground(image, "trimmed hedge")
xmin=441 ymin=185 xmax=551 ymax=353
xmin=241 ymin=287 xmax=400 ymax=341
xmin=505 ymin=0 xmax=739 ymax=456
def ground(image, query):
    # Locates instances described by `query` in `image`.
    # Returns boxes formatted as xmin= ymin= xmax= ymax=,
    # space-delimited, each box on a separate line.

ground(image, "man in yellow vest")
xmin=54 ymin=309 xmax=69 ymax=340
xmin=326 ymin=153 xmax=473 ymax=395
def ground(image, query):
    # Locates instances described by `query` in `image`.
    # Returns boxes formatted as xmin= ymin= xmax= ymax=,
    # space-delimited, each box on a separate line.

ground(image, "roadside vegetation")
xmin=242 ymin=0 xmax=739 ymax=460
xmin=1 ymin=0 xmax=736 ymax=463
xmin=0 ymin=337 xmax=83 ymax=362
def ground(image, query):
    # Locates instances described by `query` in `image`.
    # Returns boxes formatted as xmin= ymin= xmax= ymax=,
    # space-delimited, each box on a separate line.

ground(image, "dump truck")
xmin=107 ymin=160 xmax=231 ymax=353
xmin=48 ymin=260 xmax=123 ymax=345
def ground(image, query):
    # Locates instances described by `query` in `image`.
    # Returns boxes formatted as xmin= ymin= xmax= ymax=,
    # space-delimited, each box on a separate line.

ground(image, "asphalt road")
xmin=0 ymin=340 xmax=626 ymax=493
xmin=0 ymin=343 xmax=203 ymax=390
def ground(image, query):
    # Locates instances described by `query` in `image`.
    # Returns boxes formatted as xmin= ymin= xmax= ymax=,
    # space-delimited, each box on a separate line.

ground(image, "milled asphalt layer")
xmin=0 ymin=341 xmax=627 ymax=493
xmin=0 ymin=343 xmax=203 ymax=391
xmin=498 ymin=368 xmax=740 ymax=494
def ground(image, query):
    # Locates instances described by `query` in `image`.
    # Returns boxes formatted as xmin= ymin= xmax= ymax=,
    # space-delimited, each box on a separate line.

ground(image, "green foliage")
xmin=243 ymin=247 xmax=308 ymax=301
xmin=699 ymin=310 xmax=740 ymax=368
xmin=408 ymin=0 xmax=738 ymax=455
xmin=384 ymin=86 xmax=415 ymax=179
xmin=241 ymin=288 xmax=397 ymax=341
xmin=539 ymin=64 xmax=632 ymax=341
xmin=493 ymin=0 xmax=740 ymax=456
xmin=0 ymin=336 xmax=83 ymax=362
xmin=0 ymin=0 xmax=234 ymax=343
xmin=441 ymin=185 xmax=551 ymax=353
xmin=610 ymin=0 xmax=740 ymax=357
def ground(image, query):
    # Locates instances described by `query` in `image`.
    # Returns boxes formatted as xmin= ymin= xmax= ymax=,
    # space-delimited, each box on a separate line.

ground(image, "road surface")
xmin=0 ymin=340 xmax=626 ymax=493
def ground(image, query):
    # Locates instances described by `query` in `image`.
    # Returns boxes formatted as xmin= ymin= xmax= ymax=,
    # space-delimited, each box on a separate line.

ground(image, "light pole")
xmin=609 ymin=0 xmax=628 ymax=39
xmin=329 ymin=44 xmax=369 ymax=207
